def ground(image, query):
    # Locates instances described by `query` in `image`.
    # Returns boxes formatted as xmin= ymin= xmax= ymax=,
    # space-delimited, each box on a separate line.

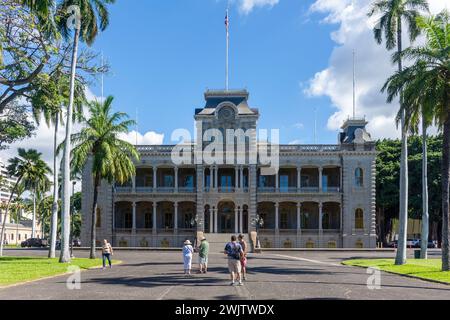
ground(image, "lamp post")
xmin=70 ymin=181 xmax=76 ymax=258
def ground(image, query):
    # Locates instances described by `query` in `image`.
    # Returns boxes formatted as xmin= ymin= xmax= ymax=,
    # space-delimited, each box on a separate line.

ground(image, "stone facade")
xmin=81 ymin=90 xmax=377 ymax=249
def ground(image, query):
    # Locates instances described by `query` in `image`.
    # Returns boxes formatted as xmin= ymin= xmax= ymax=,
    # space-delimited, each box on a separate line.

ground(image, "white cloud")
xmin=118 ymin=130 xmax=164 ymax=145
xmin=238 ymin=0 xmax=279 ymax=14
xmin=306 ymin=0 xmax=449 ymax=139
xmin=293 ymin=122 xmax=304 ymax=129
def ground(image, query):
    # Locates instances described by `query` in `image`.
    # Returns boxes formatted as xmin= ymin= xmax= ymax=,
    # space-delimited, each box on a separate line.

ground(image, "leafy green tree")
xmin=383 ymin=11 xmax=450 ymax=270
xmin=0 ymin=149 xmax=51 ymax=256
xmin=368 ymin=0 xmax=429 ymax=265
xmin=68 ymin=96 xmax=139 ymax=259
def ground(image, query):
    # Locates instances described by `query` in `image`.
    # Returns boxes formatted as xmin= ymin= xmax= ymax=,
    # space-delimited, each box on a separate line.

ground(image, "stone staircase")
xmin=202 ymin=233 xmax=250 ymax=253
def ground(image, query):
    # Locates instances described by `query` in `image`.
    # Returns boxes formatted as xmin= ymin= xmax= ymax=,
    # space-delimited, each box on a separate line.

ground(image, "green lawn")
xmin=0 ymin=256 xmax=117 ymax=287
xmin=343 ymin=259 xmax=450 ymax=284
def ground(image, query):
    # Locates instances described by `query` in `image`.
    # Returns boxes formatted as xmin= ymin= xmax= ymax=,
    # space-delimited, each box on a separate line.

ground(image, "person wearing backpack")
xmin=224 ymin=235 xmax=244 ymax=286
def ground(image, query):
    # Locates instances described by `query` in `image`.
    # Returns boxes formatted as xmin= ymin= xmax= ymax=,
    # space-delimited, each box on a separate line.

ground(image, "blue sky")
xmin=3 ymin=0 xmax=448 ymax=164
xmin=88 ymin=0 xmax=339 ymax=145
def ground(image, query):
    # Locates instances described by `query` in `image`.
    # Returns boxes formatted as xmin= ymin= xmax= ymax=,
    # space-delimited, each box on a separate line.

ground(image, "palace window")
xmin=355 ymin=209 xmax=364 ymax=229
xmin=124 ymin=211 xmax=132 ymax=229
xmin=280 ymin=210 xmax=288 ymax=229
xmin=355 ymin=168 xmax=363 ymax=187
xmin=144 ymin=211 xmax=152 ymax=229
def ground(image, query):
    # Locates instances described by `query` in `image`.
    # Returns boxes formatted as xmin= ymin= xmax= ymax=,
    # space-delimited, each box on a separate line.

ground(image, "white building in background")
xmin=81 ymin=89 xmax=377 ymax=250
xmin=0 ymin=158 xmax=41 ymax=245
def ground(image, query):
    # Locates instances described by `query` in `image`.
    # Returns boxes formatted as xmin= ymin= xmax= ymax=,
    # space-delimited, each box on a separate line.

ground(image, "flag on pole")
xmin=225 ymin=10 xmax=229 ymax=32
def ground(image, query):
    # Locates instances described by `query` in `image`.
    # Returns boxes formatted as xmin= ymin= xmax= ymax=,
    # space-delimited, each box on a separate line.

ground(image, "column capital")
xmin=319 ymin=202 xmax=323 ymax=209
xmin=174 ymin=201 xmax=178 ymax=208
xmin=153 ymin=202 xmax=157 ymax=208
xmin=297 ymin=202 xmax=301 ymax=209
xmin=132 ymin=202 xmax=136 ymax=207
xmin=275 ymin=202 xmax=279 ymax=208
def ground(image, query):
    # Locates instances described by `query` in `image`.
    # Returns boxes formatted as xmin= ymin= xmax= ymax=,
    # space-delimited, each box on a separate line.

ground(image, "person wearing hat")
xmin=182 ymin=239 xmax=194 ymax=276
xmin=198 ymin=236 xmax=209 ymax=274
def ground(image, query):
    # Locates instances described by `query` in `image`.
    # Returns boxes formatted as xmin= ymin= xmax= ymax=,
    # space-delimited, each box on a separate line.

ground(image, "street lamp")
xmin=70 ymin=181 xmax=76 ymax=258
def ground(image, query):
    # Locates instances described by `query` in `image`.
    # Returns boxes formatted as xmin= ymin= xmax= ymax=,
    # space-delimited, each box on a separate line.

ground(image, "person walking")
xmin=198 ymin=236 xmax=209 ymax=274
xmin=224 ymin=235 xmax=244 ymax=286
xmin=102 ymin=239 xmax=113 ymax=269
xmin=182 ymin=239 xmax=194 ymax=276
xmin=238 ymin=234 xmax=248 ymax=281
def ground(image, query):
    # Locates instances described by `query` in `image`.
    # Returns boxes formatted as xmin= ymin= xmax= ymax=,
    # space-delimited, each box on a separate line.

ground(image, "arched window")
xmin=96 ymin=208 xmax=101 ymax=228
xmin=355 ymin=168 xmax=363 ymax=187
xmin=355 ymin=209 xmax=364 ymax=229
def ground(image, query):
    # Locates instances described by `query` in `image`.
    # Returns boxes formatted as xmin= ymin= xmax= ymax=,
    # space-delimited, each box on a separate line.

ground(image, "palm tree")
xmin=55 ymin=0 xmax=115 ymax=263
xmin=383 ymin=11 xmax=449 ymax=270
xmin=0 ymin=149 xmax=52 ymax=256
xmin=31 ymin=71 xmax=86 ymax=258
xmin=368 ymin=0 xmax=429 ymax=265
xmin=67 ymin=96 xmax=139 ymax=258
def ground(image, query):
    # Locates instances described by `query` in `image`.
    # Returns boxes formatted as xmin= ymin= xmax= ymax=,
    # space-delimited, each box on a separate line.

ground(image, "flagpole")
xmin=226 ymin=6 xmax=229 ymax=91
xmin=352 ymin=49 xmax=356 ymax=119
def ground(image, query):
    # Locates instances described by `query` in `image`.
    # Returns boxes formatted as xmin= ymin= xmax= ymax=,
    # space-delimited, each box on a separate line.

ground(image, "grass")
xmin=343 ymin=258 xmax=450 ymax=284
xmin=0 ymin=256 xmax=118 ymax=287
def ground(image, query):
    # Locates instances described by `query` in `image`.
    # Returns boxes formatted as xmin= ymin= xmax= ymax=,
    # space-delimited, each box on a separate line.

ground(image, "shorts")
xmin=199 ymin=256 xmax=208 ymax=265
xmin=240 ymin=257 xmax=247 ymax=268
xmin=228 ymin=258 xmax=242 ymax=274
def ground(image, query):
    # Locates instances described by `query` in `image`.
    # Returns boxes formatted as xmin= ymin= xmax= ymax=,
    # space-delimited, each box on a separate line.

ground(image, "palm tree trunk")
xmin=0 ymin=179 xmax=21 ymax=256
xmin=49 ymin=115 xmax=59 ymax=258
xmin=60 ymin=27 xmax=80 ymax=263
xmin=32 ymin=188 xmax=36 ymax=238
xmin=90 ymin=174 xmax=100 ymax=259
xmin=395 ymin=20 xmax=408 ymax=265
xmin=441 ymin=95 xmax=450 ymax=271
xmin=421 ymin=117 xmax=429 ymax=259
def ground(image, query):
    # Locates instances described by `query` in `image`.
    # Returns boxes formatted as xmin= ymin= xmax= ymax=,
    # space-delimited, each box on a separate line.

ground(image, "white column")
xmin=152 ymin=202 xmax=157 ymax=233
xmin=240 ymin=167 xmax=244 ymax=190
xmin=174 ymin=167 xmax=178 ymax=192
xmin=209 ymin=207 xmax=213 ymax=233
xmin=275 ymin=170 xmax=279 ymax=192
xmin=153 ymin=167 xmax=157 ymax=190
xmin=132 ymin=202 xmax=137 ymax=230
xmin=239 ymin=206 xmax=243 ymax=234
xmin=297 ymin=167 xmax=301 ymax=191
xmin=174 ymin=202 xmax=178 ymax=232
xmin=214 ymin=207 xmax=218 ymax=233
xmin=319 ymin=167 xmax=323 ymax=192
xmin=235 ymin=207 xmax=239 ymax=233
xmin=297 ymin=203 xmax=301 ymax=231
xmin=132 ymin=175 xmax=136 ymax=193
xmin=235 ymin=167 xmax=239 ymax=190
xmin=319 ymin=202 xmax=323 ymax=231
xmin=275 ymin=202 xmax=279 ymax=232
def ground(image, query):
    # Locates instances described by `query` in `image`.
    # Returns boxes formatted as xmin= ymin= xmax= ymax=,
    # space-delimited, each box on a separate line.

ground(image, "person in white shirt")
xmin=182 ymin=239 xmax=194 ymax=276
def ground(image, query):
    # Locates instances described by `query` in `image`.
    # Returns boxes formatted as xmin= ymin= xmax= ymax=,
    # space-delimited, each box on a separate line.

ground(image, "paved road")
xmin=1 ymin=249 xmax=449 ymax=300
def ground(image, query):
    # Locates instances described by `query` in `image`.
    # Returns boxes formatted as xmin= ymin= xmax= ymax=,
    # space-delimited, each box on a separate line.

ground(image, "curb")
xmin=342 ymin=261 xmax=450 ymax=286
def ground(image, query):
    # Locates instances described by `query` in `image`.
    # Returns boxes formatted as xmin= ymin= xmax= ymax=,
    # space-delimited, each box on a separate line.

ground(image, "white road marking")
xmin=157 ymin=286 xmax=174 ymax=300
xmin=270 ymin=254 xmax=342 ymax=267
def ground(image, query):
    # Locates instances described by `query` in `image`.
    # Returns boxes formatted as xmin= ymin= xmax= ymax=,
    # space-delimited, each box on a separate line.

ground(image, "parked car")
xmin=73 ymin=239 xmax=81 ymax=247
xmin=406 ymin=239 xmax=420 ymax=248
xmin=387 ymin=240 xmax=398 ymax=248
xmin=414 ymin=240 xmax=438 ymax=249
xmin=21 ymin=238 xmax=48 ymax=248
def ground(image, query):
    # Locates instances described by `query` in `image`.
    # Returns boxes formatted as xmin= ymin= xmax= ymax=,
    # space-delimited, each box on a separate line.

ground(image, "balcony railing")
xmin=115 ymin=187 xmax=132 ymax=193
xmin=278 ymin=187 xmax=298 ymax=193
xmin=218 ymin=186 xmax=235 ymax=193
xmin=178 ymin=187 xmax=196 ymax=193
xmin=135 ymin=187 xmax=153 ymax=193
xmin=300 ymin=187 xmax=320 ymax=193
xmin=258 ymin=187 xmax=276 ymax=193
xmin=322 ymin=186 xmax=340 ymax=193
xmin=157 ymin=187 xmax=175 ymax=193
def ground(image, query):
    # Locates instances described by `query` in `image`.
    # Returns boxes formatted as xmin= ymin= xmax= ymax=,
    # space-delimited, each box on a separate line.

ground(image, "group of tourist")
xmin=182 ymin=234 xmax=248 ymax=286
